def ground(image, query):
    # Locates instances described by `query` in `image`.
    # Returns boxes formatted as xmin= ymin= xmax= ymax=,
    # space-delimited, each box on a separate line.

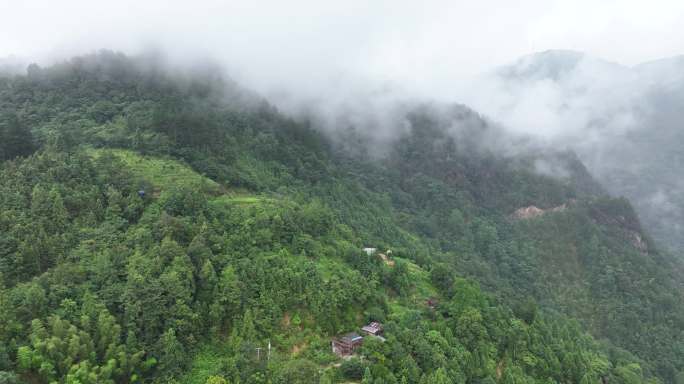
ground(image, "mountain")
xmin=634 ymin=55 xmax=684 ymax=82
xmin=496 ymin=49 xmax=627 ymax=82
xmin=1 ymin=51 xmax=683 ymax=384
xmin=479 ymin=50 xmax=684 ymax=254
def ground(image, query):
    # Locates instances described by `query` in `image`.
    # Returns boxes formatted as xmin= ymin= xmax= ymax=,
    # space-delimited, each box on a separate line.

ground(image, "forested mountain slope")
xmin=485 ymin=50 xmax=684 ymax=253
xmin=1 ymin=52 xmax=683 ymax=384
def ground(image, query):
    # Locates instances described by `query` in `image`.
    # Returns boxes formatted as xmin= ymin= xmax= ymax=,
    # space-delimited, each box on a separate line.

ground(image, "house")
xmin=332 ymin=332 xmax=363 ymax=356
xmin=361 ymin=321 xmax=383 ymax=337
xmin=362 ymin=247 xmax=377 ymax=256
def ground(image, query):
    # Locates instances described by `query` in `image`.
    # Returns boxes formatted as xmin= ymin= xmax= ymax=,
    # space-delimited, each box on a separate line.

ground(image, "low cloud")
xmin=1 ymin=1 xmax=683 ymax=248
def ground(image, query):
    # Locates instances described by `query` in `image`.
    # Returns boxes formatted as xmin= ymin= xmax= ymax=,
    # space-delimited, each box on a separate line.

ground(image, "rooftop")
xmin=339 ymin=332 xmax=363 ymax=343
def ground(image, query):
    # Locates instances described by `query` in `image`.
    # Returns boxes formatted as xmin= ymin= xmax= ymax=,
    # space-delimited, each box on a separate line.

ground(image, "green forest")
xmin=1 ymin=52 xmax=683 ymax=384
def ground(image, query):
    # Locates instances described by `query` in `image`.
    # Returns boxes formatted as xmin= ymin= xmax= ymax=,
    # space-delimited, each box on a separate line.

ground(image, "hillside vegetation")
xmin=1 ymin=52 xmax=683 ymax=384
xmin=494 ymin=50 xmax=684 ymax=252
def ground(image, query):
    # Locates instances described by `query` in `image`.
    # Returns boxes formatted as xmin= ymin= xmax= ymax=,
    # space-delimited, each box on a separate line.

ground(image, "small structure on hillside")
xmin=363 ymin=247 xmax=377 ymax=256
xmin=332 ymin=332 xmax=363 ymax=357
xmin=138 ymin=189 xmax=146 ymax=198
xmin=361 ymin=322 xmax=384 ymax=337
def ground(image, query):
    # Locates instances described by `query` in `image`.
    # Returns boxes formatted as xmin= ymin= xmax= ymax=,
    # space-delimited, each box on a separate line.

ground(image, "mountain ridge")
xmin=1 ymin=51 xmax=683 ymax=383
xmin=478 ymin=48 xmax=684 ymax=254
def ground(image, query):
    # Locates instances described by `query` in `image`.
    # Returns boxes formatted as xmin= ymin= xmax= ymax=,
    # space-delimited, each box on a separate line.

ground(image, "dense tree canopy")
xmin=0 ymin=52 xmax=682 ymax=383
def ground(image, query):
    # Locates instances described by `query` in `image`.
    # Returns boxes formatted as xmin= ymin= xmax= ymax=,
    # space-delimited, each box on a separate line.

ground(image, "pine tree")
xmin=427 ymin=368 xmax=450 ymax=384
xmin=362 ymin=367 xmax=374 ymax=384
xmin=157 ymin=328 xmax=185 ymax=375
xmin=205 ymin=375 xmax=228 ymax=384
xmin=0 ymin=112 xmax=33 ymax=160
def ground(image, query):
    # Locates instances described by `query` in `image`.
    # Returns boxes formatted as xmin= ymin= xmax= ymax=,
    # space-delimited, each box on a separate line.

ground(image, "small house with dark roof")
xmin=332 ymin=332 xmax=363 ymax=356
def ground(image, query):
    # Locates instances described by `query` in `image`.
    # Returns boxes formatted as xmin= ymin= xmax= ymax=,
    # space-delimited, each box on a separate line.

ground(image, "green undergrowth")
xmin=88 ymin=148 xmax=221 ymax=194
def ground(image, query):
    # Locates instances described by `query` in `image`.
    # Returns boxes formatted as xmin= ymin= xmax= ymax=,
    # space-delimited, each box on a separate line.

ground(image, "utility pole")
xmin=255 ymin=341 xmax=272 ymax=362
xmin=267 ymin=339 xmax=271 ymax=361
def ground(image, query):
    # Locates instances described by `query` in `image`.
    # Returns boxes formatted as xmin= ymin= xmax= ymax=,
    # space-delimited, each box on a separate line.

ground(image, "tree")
xmin=513 ymin=298 xmax=537 ymax=325
xmin=426 ymin=368 xmax=450 ymax=384
xmin=0 ymin=112 xmax=33 ymax=160
xmin=614 ymin=363 xmax=644 ymax=384
xmin=156 ymin=328 xmax=185 ymax=376
xmin=209 ymin=266 xmax=241 ymax=331
xmin=88 ymin=100 xmax=118 ymax=124
xmin=362 ymin=367 xmax=374 ymax=384
xmin=30 ymin=185 xmax=68 ymax=235
xmin=239 ymin=309 xmax=257 ymax=342
xmin=205 ymin=375 xmax=228 ymax=384
xmin=340 ymin=358 xmax=365 ymax=380
xmin=274 ymin=359 xmax=320 ymax=384
xmin=388 ymin=259 xmax=411 ymax=296
xmin=430 ymin=263 xmax=454 ymax=294
xmin=0 ymin=371 xmax=17 ymax=384
xmin=0 ymin=345 xmax=9 ymax=372
xmin=447 ymin=208 xmax=467 ymax=238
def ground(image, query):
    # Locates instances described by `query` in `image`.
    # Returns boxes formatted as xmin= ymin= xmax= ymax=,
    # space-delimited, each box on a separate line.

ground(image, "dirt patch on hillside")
xmin=513 ymin=202 xmax=571 ymax=220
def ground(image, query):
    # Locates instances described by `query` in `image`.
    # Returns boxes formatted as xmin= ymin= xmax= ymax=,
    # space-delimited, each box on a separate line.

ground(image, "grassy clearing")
xmin=387 ymin=258 xmax=437 ymax=320
xmin=207 ymin=194 xmax=278 ymax=216
xmin=89 ymin=149 xmax=282 ymax=214
xmin=88 ymin=148 xmax=220 ymax=193
xmin=401 ymin=257 xmax=438 ymax=301
xmin=209 ymin=194 xmax=270 ymax=206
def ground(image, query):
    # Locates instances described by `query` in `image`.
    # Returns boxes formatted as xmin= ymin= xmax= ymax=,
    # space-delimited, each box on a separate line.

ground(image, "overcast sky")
xmin=1 ymin=0 xmax=683 ymax=89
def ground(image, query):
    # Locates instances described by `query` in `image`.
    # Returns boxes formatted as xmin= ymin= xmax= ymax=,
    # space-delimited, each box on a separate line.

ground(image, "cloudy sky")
xmin=1 ymin=0 xmax=683 ymax=96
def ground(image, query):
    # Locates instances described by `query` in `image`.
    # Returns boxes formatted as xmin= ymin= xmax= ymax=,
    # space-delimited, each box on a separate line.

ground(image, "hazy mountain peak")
xmin=635 ymin=54 xmax=684 ymax=69
xmin=634 ymin=54 xmax=684 ymax=83
xmin=497 ymin=49 xmax=630 ymax=83
xmin=498 ymin=49 xmax=587 ymax=81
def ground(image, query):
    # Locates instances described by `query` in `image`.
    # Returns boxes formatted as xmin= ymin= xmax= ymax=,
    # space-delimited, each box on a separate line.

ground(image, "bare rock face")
xmin=513 ymin=203 xmax=569 ymax=220
xmin=631 ymin=232 xmax=648 ymax=253
xmin=513 ymin=205 xmax=546 ymax=219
